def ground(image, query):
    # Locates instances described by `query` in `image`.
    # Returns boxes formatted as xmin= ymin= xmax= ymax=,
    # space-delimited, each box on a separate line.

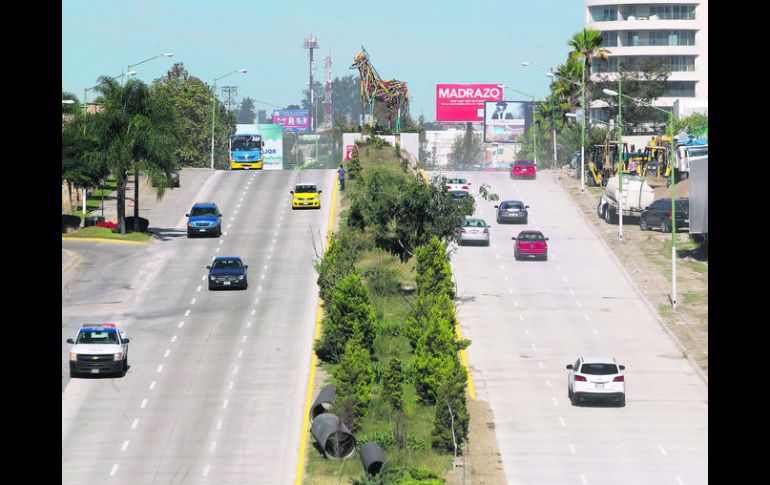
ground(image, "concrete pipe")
xmin=360 ymin=442 xmax=386 ymax=476
xmin=310 ymin=413 xmax=356 ymax=459
xmin=310 ymin=384 xmax=336 ymax=423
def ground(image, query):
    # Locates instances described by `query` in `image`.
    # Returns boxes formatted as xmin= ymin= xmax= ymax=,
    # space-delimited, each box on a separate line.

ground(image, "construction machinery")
xmin=585 ymin=132 xmax=626 ymax=187
xmin=637 ymin=135 xmax=673 ymax=188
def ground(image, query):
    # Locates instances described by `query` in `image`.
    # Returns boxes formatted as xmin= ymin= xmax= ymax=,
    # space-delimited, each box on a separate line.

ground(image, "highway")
xmin=443 ymin=170 xmax=708 ymax=485
xmin=62 ymin=168 xmax=335 ymax=484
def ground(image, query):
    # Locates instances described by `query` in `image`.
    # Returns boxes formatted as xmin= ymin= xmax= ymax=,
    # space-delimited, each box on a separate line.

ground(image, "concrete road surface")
xmin=440 ymin=170 xmax=708 ymax=485
xmin=62 ymin=168 xmax=335 ymax=484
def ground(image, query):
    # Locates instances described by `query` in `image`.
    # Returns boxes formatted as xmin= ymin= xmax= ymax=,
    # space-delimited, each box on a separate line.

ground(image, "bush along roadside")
xmin=309 ymin=233 xmax=469 ymax=483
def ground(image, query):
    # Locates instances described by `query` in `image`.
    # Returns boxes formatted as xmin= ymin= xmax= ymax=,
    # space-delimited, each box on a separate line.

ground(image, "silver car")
xmin=459 ymin=218 xmax=490 ymax=246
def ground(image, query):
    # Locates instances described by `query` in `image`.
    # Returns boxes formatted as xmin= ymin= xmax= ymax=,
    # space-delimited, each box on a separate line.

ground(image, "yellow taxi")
xmin=290 ymin=183 xmax=322 ymax=210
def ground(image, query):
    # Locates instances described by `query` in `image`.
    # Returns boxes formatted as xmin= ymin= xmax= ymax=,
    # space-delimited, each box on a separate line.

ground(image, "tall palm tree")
xmin=568 ymin=28 xmax=610 ymax=121
xmin=84 ymin=76 xmax=179 ymax=234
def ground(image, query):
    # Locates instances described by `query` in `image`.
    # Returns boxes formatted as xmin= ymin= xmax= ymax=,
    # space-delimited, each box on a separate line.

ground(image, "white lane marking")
xmin=210 ymin=441 xmax=217 ymax=452
xmin=531 ymin=344 xmax=537 ymax=351
xmin=568 ymin=444 xmax=576 ymax=455
xmin=184 ymin=310 xmax=190 ymax=317
xmin=592 ymin=328 xmax=599 ymax=335
xmin=577 ymin=301 xmax=582 ymax=308
xmin=496 ymin=253 xmax=500 ymax=259
xmin=584 ymin=314 xmax=590 ymax=321
xmin=191 ymin=298 xmax=196 ymax=305
xmin=545 ymin=379 xmax=551 ymax=387
xmin=201 ymin=274 xmax=206 ymax=281
xmin=524 ymin=329 xmax=530 ymax=336
xmin=216 ymin=247 xmax=220 ymax=252
xmin=131 ymin=418 xmax=139 ymax=429
xmin=110 ymin=464 xmax=119 ymax=476
xmin=230 ymin=217 xmax=235 ymax=221
xmin=260 ymin=274 xmax=265 ymax=280
xmin=236 ymin=204 xmax=241 ymax=208
xmin=227 ymin=224 xmax=231 ymax=228
xmin=514 ymin=301 xmax=519 ymax=307
xmin=568 ymin=288 xmax=575 ymax=295
xmin=658 ymin=444 xmax=667 ymax=456
xmin=556 ymin=264 xmax=562 ymax=271
xmin=233 ymin=209 xmax=238 ymax=214
xmin=258 ymin=285 xmax=262 ymax=292
xmin=676 ymin=477 xmax=685 ymax=485
xmin=240 ymin=198 xmax=243 ymax=202
xmin=538 ymin=361 xmax=544 ymax=369
xmin=580 ymin=475 xmax=588 ymax=485
xmin=519 ymin=314 xmax=524 ymax=321
xmin=562 ymin=275 xmax=568 ymax=283
xmin=255 ymin=298 xmax=260 ymax=304
xmin=237 ymin=350 xmax=243 ymax=358
xmin=157 ymin=364 xmax=163 ymax=373
xmin=223 ymin=231 xmax=227 ymax=236
xmin=223 ymin=399 xmax=229 ymax=409
xmin=251 ymin=309 xmax=256 ymax=316
xmin=140 ymin=398 xmax=148 ymax=408
xmin=197 ymin=285 xmax=202 ymax=292
xmin=264 ymin=265 xmax=269 ymax=270
xmin=228 ymin=381 xmax=234 ymax=390
xmin=149 ymin=381 xmax=156 ymax=390
xmin=203 ymin=465 xmax=210 ymax=477
xmin=559 ymin=417 xmax=566 ymax=426
xmin=219 ymin=240 xmax=224 ymax=245
xmin=178 ymin=321 xmax=185 ymax=328
xmin=553 ymin=398 xmax=559 ymax=407
xmin=171 ymin=335 xmax=177 ymax=343
xmin=216 ymin=419 xmax=223 ymax=430
xmin=233 ymin=365 xmax=239 ymax=374
xmin=121 ymin=440 xmax=130 ymax=451
xmin=504 ymin=276 xmax=508 ymax=282
xmin=246 ymin=321 xmax=252 ymax=328
xmin=508 ymin=288 xmax=513 ymax=294
xmin=500 ymin=264 xmax=504 ymax=270
xmin=163 ymin=349 xmax=170 ymax=358
xmin=272 ymin=239 xmax=276 ymax=244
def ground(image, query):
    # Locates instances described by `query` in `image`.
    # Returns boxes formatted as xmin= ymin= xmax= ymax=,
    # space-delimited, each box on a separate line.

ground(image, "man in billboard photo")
xmin=491 ymin=101 xmax=514 ymax=120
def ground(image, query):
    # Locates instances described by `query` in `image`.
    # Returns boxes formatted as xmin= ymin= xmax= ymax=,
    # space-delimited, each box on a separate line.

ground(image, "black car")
xmin=639 ymin=198 xmax=689 ymax=232
xmin=495 ymin=200 xmax=529 ymax=224
xmin=207 ymin=256 xmax=248 ymax=290
xmin=449 ymin=190 xmax=470 ymax=203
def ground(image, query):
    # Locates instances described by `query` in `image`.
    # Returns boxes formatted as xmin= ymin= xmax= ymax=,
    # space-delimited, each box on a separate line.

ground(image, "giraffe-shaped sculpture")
xmin=350 ymin=46 xmax=409 ymax=132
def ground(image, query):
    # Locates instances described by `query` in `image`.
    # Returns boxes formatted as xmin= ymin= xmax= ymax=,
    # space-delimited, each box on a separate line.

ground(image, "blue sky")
xmin=62 ymin=0 xmax=584 ymax=121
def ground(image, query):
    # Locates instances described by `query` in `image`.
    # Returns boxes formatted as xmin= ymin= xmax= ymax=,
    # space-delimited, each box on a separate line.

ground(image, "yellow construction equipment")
xmin=585 ymin=132 xmax=627 ymax=187
xmin=639 ymin=135 xmax=673 ymax=188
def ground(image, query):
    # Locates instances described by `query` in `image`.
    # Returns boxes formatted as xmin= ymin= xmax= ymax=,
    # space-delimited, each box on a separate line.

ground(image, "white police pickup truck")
xmin=66 ymin=324 xmax=129 ymax=378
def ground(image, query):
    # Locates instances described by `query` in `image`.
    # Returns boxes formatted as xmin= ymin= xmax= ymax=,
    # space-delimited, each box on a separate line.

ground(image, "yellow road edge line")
xmin=61 ymin=237 xmax=148 ymax=245
xmin=295 ymin=175 xmax=339 ymax=485
xmin=61 ymin=251 xmax=83 ymax=277
xmin=421 ymin=169 xmax=476 ymax=400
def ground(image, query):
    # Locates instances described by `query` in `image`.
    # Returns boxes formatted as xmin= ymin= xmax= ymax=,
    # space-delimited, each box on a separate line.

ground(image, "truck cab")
xmin=67 ymin=324 xmax=129 ymax=378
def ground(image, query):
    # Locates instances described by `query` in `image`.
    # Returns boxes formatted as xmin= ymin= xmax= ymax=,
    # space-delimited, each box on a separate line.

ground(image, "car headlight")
xmin=114 ymin=352 xmax=124 ymax=361
xmin=209 ymin=276 xmax=216 ymax=281
xmin=238 ymin=275 xmax=245 ymax=280
xmin=69 ymin=352 xmax=77 ymax=361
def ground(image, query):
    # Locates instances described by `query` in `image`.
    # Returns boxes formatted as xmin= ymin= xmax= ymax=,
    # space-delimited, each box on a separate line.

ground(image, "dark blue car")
xmin=186 ymin=202 xmax=222 ymax=237
xmin=207 ymin=256 xmax=248 ymax=290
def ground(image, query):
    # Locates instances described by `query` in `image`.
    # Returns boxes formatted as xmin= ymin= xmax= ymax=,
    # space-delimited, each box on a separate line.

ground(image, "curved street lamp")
xmin=211 ymin=69 xmax=248 ymax=170
xmin=603 ymin=87 xmax=679 ymax=309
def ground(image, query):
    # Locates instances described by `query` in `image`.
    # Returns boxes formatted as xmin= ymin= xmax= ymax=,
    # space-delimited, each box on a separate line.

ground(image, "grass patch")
xmin=63 ymin=226 xmax=152 ymax=242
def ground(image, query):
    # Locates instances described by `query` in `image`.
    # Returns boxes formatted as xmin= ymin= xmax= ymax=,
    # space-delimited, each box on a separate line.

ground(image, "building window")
xmin=663 ymin=81 xmax=696 ymax=98
xmin=648 ymin=5 xmax=696 ymax=20
xmin=594 ymin=57 xmax=618 ymax=73
xmin=602 ymin=31 xmax=618 ymax=47
xmin=591 ymin=6 xmax=617 ymax=22
xmin=670 ymin=56 xmax=696 ymax=72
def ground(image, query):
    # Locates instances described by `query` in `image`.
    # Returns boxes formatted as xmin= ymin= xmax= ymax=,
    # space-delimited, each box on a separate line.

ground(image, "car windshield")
xmin=580 ymin=363 xmax=618 ymax=375
xmin=515 ymin=160 xmax=534 ymax=166
xmin=76 ymin=330 xmax=118 ymax=345
xmin=190 ymin=207 xmax=217 ymax=217
xmin=500 ymin=201 xmax=523 ymax=209
xmin=212 ymin=259 xmax=243 ymax=270
xmin=447 ymin=179 xmax=467 ymax=184
xmin=464 ymin=219 xmax=486 ymax=227
xmin=518 ymin=232 xmax=544 ymax=241
xmin=295 ymin=185 xmax=317 ymax=193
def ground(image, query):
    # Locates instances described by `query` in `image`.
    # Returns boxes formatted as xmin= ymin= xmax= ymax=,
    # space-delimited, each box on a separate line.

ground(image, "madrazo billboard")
xmin=483 ymin=100 xmax=532 ymax=143
xmin=435 ymin=84 xmax=503 ymax=122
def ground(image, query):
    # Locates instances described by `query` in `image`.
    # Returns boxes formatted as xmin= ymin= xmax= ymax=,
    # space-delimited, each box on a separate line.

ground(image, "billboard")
xmin=272 ymin=109 xmax=310 ymax=133
xmin=483 ymin=100 xmax=533 ymax=143
xmin=257 ymin=124 xmax=283 ymax=170
xmin=435 ymin=84 xmax=503 ymax=122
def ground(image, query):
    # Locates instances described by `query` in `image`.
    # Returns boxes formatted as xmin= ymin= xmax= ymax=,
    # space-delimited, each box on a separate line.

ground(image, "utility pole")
xmin=303 ymin=35 xmax=318 ymax=132
xmin=221 ymin=86 xmax=238 ymax=113
xmin=322 ymin=54 xmax=333 ymax=131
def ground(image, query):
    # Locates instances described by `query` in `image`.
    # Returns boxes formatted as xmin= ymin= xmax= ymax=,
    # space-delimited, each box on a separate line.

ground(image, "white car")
xmin=566 ymin=356 xmax=625 ymax=406
xmin=446 ymin=177 xmax=471 ymax=192
xmin=459 ymin=218 xmax=490 ymax=246
xmin=67 ymin=324 xmax=130 ymax=378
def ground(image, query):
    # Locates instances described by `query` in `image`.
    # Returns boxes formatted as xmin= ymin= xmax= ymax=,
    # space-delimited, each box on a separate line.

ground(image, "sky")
xmin=62 ymin=0 xmax=585 ymax=122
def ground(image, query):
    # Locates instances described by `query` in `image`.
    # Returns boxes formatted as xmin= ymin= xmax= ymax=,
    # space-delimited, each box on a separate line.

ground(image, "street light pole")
xmin=603 ymin=87 xmax=678 ymax=308
xmin=210 ymin=69 xmax=248 ymax=170
xmin=618 ymin=77 xmax=623 ymax=241
xmin=498 ymin=84 xmax=537 ymax=167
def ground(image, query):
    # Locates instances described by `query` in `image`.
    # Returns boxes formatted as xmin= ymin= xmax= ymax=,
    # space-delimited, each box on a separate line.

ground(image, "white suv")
xmin=566 ymin=356 xmax=625 ymax=407
xmin=67 ymin=324 xmax=130 ymax=378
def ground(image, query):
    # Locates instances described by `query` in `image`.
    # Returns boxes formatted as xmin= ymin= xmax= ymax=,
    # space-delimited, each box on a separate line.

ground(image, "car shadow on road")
xmin=149 ymin=227 xmax=187 ymax=241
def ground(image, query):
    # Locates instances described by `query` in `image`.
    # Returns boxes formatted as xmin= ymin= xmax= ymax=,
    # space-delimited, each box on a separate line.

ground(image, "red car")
xmin=513 ymin=230 xmax=549 ymax=261
xmin=510 ymin=159 xmax=537 ymax=179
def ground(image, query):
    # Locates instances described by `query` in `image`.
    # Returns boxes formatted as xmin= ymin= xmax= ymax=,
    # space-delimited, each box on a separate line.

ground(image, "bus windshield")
xmin=231 ymin=136 xmax=262 ymax=151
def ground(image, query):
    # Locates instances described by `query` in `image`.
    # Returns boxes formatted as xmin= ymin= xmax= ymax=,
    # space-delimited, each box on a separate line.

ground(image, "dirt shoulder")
xmin=552 ymin=169 xmax=708 ymax=379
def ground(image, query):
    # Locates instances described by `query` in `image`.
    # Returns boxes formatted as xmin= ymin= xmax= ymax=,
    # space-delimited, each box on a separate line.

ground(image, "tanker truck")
xmin=596 ymin=174 xmax=655 ymax=225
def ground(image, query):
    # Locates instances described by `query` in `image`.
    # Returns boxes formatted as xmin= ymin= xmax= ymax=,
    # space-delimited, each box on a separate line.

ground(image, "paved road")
xmin=441 ymin=170 xmax=708 ymax=485
xmin=62 ymin=168 xmax=335 ymax=484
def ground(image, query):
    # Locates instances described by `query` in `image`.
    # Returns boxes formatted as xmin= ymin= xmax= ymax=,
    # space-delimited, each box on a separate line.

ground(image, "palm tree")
xmin=83 ymin=76 xmax=179 ymax=234
xmin=568 ymin=28 xmax=610 ymax=121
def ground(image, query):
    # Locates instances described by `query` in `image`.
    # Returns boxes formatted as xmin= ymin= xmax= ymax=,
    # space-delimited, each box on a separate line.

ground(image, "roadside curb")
xmin=61 ymin=236 xmax=150 ymax=245
xmin=553 ymin=171 xmax=708 ymax=386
